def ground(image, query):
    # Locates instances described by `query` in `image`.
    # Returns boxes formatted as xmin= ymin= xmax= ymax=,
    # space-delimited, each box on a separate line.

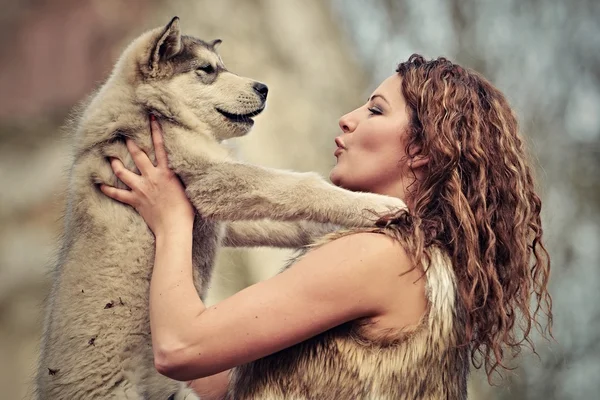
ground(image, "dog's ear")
xmin=208 ymin=39 xmax=222 ymax=51
xmin=150 ymin=17 xmax=182 ymax=67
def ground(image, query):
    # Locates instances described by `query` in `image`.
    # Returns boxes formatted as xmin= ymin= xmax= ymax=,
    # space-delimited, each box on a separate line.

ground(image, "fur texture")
xmin=227 ymin=234 xmax=469 ymax=399
xmin=36 ymin=17 xmax=404 ymax=399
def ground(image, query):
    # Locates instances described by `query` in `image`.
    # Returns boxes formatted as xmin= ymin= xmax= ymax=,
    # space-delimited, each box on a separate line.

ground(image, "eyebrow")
xmin=368 ymin=94 xmax=389 ymax=105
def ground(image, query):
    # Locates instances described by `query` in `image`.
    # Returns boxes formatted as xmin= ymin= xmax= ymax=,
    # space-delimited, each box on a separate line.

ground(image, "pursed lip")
xmin=334 ymin=137 xmax=346 ymax=156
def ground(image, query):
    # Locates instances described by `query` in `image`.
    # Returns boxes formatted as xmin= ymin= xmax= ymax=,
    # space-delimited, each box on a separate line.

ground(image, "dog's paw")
xmin=363 ymin=193 xmax=406 ymax=211
xmin=353 ymin=193 xmax=407 ymax=225
xmin=376 ymin=195 xmax=407 ymax=213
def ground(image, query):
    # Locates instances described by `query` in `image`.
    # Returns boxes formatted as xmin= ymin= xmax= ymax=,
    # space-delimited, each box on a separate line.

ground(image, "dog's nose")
xmin=253 ymin=82 xmax=269 ymax=99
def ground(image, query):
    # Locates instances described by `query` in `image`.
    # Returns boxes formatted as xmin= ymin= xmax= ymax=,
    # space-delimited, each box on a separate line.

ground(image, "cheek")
xmin=330 ymin=122 xmax=406 ymax=189
xmin=343 ymin=127 xmax=391 ymax=166
xmin=351 ymin=129 xmax=404 ymax=171
xmin=329 ymin=149 xmax=383 ymax=190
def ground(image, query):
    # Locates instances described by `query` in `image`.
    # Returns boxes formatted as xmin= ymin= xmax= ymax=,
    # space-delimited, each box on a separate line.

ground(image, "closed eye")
xmin=197 ymin=64 xmax=215 ymax=74
xmin=368 ymin=107 xmax=382 ymax=116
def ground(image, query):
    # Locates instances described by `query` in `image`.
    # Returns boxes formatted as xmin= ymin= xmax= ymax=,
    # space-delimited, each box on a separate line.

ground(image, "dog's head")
xmin=131 ymin=17 xmax=267 ymax=140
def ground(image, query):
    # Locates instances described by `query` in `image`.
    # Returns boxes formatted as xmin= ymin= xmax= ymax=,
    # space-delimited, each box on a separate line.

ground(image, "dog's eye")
xmin=197 ymin=64 xmax=215 ymax=74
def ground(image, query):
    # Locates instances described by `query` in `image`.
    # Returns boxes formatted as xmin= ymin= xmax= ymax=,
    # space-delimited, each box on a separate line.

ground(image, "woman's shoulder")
xmin=302 ymin=230 xmax=417 ymax=282
xmin=314 ymin=232 xmax=428 ymax=334
xmin=335 ymin=231 xmax=405 ymax=254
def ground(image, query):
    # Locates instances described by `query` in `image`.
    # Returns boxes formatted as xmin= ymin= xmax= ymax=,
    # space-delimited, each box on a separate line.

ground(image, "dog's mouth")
xmin=216 ymin=106 xmax=265 ymax=125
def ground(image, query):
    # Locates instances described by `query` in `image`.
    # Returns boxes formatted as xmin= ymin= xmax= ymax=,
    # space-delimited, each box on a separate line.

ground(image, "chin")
xmin=329 ymin=168 xmax=342 ymax=187
xmin=330 ymin=166 xmax=366 ymax=192
xmin=213 ymin=120 xmax=253 ymax=140
xmin=330 ymin=173 xmax=355 ymax=191
xmin=330 ymin=167 xmax=358 ymax=191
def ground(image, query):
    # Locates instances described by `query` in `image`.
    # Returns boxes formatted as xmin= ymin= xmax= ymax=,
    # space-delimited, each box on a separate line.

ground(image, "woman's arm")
xmin=100 ymin=117 xmax=418 ymax=382
xmin=151 ymin=230 xmax=409 ymax=381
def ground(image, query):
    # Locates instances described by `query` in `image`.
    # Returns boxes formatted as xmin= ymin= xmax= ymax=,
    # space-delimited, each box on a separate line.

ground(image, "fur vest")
xmin=226 ymin=232 xmax=470 ymax=400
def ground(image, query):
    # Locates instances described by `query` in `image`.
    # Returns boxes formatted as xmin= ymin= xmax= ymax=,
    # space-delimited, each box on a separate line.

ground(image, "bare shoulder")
xmin=292 ymin=232 xmax=418 ymax=305
xmin=298 ymin=232 xmax=427 ymax=328
xmin=304 ymin=231 xmax=413 ymax=274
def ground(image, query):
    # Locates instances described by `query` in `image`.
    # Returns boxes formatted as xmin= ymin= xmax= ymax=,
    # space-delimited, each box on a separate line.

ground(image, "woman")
xmin=101 ymin=54 xmax=552 ymax=399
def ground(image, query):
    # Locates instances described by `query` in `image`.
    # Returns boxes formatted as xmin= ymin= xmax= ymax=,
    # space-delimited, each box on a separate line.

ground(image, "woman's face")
xmin=330 ymin=74 xmax=414 ymax=200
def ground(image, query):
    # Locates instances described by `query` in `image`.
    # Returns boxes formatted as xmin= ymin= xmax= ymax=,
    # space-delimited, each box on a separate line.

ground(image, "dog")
xmin=35 ymin=17 xmax=405 ymax=399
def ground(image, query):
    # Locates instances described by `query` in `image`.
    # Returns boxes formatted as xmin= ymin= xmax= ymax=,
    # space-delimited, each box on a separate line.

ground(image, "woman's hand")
xmin=100 ymin=116 xmax=195 ymax=236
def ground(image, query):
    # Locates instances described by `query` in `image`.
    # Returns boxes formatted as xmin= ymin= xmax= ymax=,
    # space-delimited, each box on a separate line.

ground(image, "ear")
xmin=409 ymin=155 xmax=429 ymax=169
xmin=406 ymin=143 xmax=429 ymax=170
xmin=208 ymin=39 xmax=222 ymax=50
xmin=150 ymin=17 xmax=182 ymax=68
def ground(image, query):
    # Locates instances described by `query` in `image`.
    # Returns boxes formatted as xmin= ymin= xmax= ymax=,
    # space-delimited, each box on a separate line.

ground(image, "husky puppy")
xmin=35 ymin=17 xmax=404 ymax=399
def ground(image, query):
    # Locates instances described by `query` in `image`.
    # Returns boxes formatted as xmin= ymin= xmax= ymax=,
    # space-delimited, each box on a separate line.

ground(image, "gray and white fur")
xmin=35 ymin=17 xmax=405 ymax=400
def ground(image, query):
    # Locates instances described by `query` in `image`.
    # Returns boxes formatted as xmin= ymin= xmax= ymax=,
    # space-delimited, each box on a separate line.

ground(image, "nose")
xmin=338 ymin=112 xmax=356 ymax=134
xmin=253 ymin=82 xmax=269 ymax=99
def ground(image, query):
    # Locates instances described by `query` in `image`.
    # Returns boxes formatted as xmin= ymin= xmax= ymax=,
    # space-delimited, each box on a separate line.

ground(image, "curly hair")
xmin=376 ymin=54 xmax=553 ymax=380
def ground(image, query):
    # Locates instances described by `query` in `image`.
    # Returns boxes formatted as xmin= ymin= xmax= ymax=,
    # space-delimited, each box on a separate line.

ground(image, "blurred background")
xmin=0 ymin=0 xmax=598 ymax=398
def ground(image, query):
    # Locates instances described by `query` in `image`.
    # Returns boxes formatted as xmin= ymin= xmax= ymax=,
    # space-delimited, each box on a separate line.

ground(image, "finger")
xmin=99 ymin=184 xmax=138 ymax=207
xmin=150 ymin=115 xmax=169 ymax=167
xmin=126 ymin=139 xmax=155 ymax=174
xmin=110 ymin=158 xmax=140 ymax=189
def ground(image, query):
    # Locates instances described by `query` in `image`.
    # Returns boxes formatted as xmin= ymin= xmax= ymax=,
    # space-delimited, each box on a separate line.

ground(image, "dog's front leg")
xmin=182 ymin=162 xmax=405 ymax=227
xmin=222 ymin=220 xmax=339 ymax=248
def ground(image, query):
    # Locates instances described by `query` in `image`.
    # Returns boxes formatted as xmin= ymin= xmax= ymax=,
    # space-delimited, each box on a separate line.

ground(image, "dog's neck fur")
xmin=73 ymin=75 xmax=226 ymax=184
xmin=72 ymin=26 xmax=226 ymax=176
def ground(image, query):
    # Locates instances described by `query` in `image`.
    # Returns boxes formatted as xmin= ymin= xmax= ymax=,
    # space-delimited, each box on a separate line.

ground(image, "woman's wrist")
xmin=153 ymin=222 xmax=194 ymax=280
xmin=154 ymin=219 xmax=194 ymax=243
